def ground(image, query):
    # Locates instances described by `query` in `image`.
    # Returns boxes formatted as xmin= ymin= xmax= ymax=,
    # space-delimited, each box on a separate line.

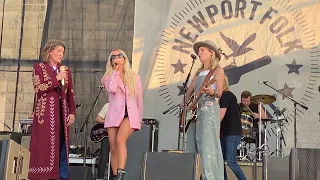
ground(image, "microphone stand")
xmin=80 ymin=86 xmax=103 ymax=167
xmin=180 ymin=57 xmax=196 ymax=152
xmin=261 ymin=81 xmax=308 ymax=149
xmin=162 ymin=55 xmax=196 ymax=152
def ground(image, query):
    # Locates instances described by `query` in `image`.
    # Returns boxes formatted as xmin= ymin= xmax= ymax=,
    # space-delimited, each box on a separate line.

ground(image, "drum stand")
xmin=257 ymin=102 xmax=269 ymax=161
xmin=240 ymin=102 xmax=269 ymax=162
xmin=271 ymin=120 xmax=286 ymax=157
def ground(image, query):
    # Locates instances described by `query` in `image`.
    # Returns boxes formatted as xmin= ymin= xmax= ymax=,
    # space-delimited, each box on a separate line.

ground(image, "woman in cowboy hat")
xmin=184 ymin=40 xmax=224 ymax=180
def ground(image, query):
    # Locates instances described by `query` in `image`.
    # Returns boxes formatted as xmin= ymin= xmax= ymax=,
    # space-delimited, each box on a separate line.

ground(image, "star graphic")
xmin=277 ymin=83 xmax=295 ymax=100
xmin=171 ymin=59 xmax=187 ymax=74
xmin=177 ymin=85 xmax=185 ymax=96
xmin=285 ymin=59 xmax=303 ymax=75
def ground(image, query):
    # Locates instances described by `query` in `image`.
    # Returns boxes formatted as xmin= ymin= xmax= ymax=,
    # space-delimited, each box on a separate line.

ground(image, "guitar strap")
xmin=196 ymin=67 xmax=217 ymax=96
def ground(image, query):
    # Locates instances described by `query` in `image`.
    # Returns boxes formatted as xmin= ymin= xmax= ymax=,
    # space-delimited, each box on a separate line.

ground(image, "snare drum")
xmin=240 ymin=114 xmax=253 ymax=137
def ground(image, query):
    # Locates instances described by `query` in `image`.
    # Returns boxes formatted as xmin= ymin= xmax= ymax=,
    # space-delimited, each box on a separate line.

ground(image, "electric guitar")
xmin=90 ymin=123 xmax=108 ymax=143
xmin=179 ymin=76 xmax=218 ymax=132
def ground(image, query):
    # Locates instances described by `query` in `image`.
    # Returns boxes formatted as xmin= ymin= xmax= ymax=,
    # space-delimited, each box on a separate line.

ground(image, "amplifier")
xmin=225 ymin=161 xmax=262 ymax=180
xmin=141 ymin=152 xmax=202 ymax=180
xmin=290 ymin=148 xmax=320 ymax=180
xmin=69 ymin=166 xmax=94 ymax=180
xmin=0 ymin=139 xmax=30 ymax=180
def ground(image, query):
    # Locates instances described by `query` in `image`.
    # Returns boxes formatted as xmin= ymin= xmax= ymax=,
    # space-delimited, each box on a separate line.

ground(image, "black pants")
xmin=96 ymin=137 xmax=111 ymax=179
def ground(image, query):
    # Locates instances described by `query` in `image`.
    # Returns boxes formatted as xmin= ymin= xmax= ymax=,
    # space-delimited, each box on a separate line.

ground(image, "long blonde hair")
xmin=101 ymin=49 xmax=137 ymax=97
xmin=196 ymin=49 xmax=220 ymax=75
xmin=224 ymin=75 xmax=230 ymax=90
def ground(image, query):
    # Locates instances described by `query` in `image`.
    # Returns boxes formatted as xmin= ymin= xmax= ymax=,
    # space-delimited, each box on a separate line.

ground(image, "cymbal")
xmin=251 ymin=94 xmax=276 ymax=104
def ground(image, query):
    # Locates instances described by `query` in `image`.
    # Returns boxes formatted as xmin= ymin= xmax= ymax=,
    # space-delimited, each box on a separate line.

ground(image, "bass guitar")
xmin=179 ymin=76 xmax=218 ymax=132
xmin=90 ymin=123 xmax=108 ymax=143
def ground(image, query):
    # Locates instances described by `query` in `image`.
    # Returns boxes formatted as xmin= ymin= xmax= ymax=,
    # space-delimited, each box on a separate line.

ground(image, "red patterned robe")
xmin=28 ymin=62 xmax=75 ymax=179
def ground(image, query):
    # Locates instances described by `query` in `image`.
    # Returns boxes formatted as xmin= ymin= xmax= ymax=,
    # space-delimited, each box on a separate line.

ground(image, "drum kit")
xmin=237 ymin=94 xmax=287 ymax=162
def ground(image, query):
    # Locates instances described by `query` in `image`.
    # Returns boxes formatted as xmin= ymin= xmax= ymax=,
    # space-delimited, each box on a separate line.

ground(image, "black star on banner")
xmin=277 ymin=83 xmax=295 ymax=100
xmin=171 ymin=59 xmax=187 ymax=74
xmin=285 ymin=59 xmax=303 ymax=75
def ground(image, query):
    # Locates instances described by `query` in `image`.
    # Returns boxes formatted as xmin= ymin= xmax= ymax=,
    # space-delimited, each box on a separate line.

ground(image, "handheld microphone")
xmin=190 ymin=54 xmax=197 ymax=60
xmin=257 ymin=80 xmax=268 ymax=84
xmin=60 ymin=66 xmax=67 ymax=90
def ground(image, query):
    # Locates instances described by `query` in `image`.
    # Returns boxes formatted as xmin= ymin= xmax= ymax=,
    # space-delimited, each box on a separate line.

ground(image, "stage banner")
xmin=133 ymin=0 xmax=320 ymax=153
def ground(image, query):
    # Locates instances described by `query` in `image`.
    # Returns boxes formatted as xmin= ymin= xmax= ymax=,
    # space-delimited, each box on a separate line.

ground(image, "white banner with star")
xmin=133 ymin=0 xmax=320 ymax=153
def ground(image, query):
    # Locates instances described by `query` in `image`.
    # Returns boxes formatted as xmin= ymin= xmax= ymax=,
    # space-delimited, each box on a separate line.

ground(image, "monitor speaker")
xmin=69 ymin=166 xmax=94 ymax=180
xmin=290 ymin=147 xmax=320 ymax=180
xmin=141 ymin=152 xmax=202 ymax=180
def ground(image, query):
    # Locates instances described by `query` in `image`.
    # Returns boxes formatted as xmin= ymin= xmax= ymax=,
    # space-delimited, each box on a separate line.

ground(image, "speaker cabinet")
xmin=69 ymin=166 xmax=94 ymax=180
xmin=0 ymin=139 xmax=30 ymax=180
xmin=225 ymin=161 xmax=262 ymax=180
xmin=141 ymin=152 xmax=202 ymax=180
xmin=290 ymin=148 xmax=320 ymax=180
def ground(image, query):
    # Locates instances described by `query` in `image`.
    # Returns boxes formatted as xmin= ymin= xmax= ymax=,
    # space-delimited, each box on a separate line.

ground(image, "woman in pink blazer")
xmin=101 ymin=49 xmax=143 ymax=180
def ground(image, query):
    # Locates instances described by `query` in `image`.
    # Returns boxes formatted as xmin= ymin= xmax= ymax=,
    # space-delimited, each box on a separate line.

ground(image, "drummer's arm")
xmin=258 ymin=105 xmax=267 ymax=119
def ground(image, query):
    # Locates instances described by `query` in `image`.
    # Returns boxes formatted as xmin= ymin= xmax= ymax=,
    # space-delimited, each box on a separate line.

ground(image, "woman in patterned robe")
xmin=28 ymin=40 xmax=76 ymax=180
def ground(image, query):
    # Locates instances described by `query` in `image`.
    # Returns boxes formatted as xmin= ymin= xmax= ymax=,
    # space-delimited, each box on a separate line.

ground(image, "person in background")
xmin=220 ymin=76 xmax=246 ymax=180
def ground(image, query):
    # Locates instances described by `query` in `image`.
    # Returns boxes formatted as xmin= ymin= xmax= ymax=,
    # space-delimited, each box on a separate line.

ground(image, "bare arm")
xmin=96 ymin=115 xmax=105 ymax=124
xmin=259 ymin=106 xmax=267 ymax=119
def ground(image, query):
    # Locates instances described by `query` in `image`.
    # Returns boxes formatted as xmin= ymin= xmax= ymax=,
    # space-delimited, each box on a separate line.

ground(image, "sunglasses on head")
xmin=110 ymin=53 xmax=124 ymax=60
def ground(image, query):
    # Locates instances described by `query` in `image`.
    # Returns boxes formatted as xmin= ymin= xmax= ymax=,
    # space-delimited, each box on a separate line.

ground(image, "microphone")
xmin=76 ymin=103 xmax=82 ymax=108
xmin=190 ymin=54 xmax=197 ymax=60
xmin=60 ymin=66 xmax=67 ymax=90
xmin=112 ymin=62 xmax=118 ymax=67
xmin=97 ymin=86 xmax=103 ymax=89
xmin=258 ymin=80 xmax=268 ymax=84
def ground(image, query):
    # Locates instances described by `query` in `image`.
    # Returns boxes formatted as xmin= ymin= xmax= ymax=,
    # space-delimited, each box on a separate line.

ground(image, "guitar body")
xmin=179 ymin=75 xmax=218 ymax=133
xmin=90 ymin=123 xmax=108 ymax=143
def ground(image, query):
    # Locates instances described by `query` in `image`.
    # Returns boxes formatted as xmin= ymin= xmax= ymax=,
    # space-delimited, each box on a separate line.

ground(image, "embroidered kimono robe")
xmin=28 ymin=62 xmax=75 ymax=180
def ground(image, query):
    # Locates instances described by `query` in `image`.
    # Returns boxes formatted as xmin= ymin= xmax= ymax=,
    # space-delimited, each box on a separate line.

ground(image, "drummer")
xmin=239 ymin=91 xmax=267 ymax=119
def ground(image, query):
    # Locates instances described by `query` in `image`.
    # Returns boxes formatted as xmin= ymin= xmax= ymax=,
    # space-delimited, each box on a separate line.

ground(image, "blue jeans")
xmin=221 ymin=135 xmax=247 ymax=180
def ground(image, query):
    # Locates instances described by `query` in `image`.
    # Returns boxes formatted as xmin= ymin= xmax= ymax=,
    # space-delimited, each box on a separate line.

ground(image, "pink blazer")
xmin=103 ymin=71 xmax=143 ymax=130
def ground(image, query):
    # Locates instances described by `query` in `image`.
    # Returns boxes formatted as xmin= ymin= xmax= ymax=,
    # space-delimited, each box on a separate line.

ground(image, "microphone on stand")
xmin=97 ymin=86 xmax=103 ymax=89
xmin=190 ymin=54 xmax=197 ymax=60
xmin=60 ymin=66 xmax=67 ymax=90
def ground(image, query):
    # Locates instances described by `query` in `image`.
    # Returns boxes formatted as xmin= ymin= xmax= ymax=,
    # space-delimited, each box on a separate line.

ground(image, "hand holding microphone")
xmin=57 ymin=66 xmax=67 ymax=90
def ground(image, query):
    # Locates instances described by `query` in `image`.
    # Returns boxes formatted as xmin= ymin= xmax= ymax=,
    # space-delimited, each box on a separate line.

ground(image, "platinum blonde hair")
xmin=101 ymin=49 xmax=137 ymax=97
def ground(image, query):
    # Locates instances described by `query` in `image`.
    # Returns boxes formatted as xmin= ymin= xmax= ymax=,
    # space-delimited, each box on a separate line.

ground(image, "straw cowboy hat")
xmin=193 ymin=40 xmax=221 ymax=61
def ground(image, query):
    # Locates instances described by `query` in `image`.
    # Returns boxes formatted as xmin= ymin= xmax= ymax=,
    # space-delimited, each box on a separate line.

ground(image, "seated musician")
xmin=239 ymin=91 xmax=267 ymax=160
xmin=239 ymin=91 xmax=267 ymax=119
